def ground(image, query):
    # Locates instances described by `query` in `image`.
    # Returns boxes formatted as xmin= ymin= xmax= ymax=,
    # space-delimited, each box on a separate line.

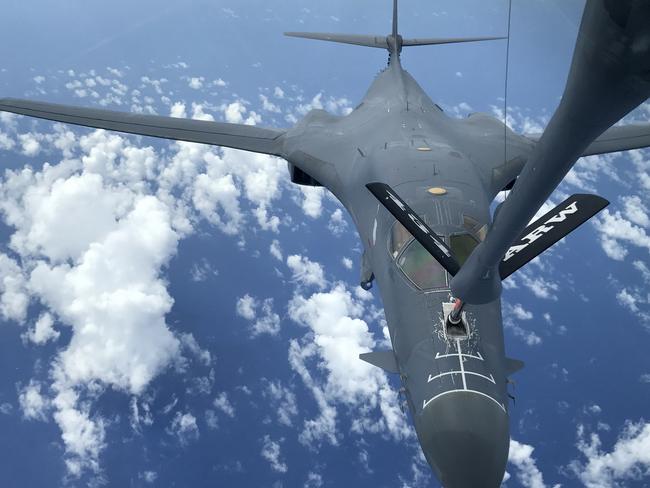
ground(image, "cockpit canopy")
xmin=389 ymin=216 xmax=486 ymax=291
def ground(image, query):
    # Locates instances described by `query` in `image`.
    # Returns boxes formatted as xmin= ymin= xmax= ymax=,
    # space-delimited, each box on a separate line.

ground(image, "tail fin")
xmin=285 ymin=0 xmax=505 ymax=55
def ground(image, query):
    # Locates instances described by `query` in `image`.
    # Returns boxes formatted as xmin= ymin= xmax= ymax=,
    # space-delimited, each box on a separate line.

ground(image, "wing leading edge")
xmin=0 ymin=98 xmax=286 ymax=156
xmin=525 ymin=122 xmax=650 ymax=157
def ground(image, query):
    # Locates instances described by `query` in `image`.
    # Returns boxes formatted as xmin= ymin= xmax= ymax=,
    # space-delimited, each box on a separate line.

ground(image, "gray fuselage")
xmin=282 ymin=56 xmax=534 ymax=487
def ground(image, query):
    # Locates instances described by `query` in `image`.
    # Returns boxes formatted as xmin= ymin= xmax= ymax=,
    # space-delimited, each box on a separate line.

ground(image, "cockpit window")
xmin=390 ymin=221 xmax=412 ymax=258
xmin=397 ymin=239 xmax=448 ymax=290
xmin=450 ymin=233 xmax=480 ymax=266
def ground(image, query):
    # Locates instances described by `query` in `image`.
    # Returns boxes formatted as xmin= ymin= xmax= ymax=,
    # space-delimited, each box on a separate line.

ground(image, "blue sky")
xmin=0 ymin=0 xmax=649 ymax=487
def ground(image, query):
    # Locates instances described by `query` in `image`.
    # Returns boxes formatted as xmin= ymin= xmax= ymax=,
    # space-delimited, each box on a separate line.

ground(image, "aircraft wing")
xmin=525 ymin=122 xmax=650 ymax=157
xmin=0 ymin=98 xmax=286 ymax=156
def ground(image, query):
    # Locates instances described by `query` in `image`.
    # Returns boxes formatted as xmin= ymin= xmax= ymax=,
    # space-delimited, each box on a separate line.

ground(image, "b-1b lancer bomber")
xmin=1 ymin=0 xmax=649 ymax=486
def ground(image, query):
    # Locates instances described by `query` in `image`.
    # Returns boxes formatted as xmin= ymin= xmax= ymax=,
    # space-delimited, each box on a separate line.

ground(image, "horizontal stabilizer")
xmin=505 ymin=358 xmax=525 ymax=376
xmin=402 ymin=36 xmax=506 ymax=46
xmin=359 ymin=351 xmax=399 ymax=374
xmin=499 ymin=194 xmax=609 ymax=279
xmin=285 ymin=33 xmax=507 ymax=50
xmin=284 ymin=32 xmax=388 ymax=48
xmin=0 ymin=98 xmax=285 ymax=156
xmin=366 ymin=182 xmax=460 ymax=276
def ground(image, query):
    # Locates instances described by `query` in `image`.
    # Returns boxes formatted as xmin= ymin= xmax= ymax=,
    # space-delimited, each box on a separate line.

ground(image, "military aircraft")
xmin=1 ymin=0 xmax=649 ymax=486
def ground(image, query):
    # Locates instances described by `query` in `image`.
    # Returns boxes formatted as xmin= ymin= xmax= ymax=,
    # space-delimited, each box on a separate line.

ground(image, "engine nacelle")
xmin=288 ymin=163 xmax=321 ymax=187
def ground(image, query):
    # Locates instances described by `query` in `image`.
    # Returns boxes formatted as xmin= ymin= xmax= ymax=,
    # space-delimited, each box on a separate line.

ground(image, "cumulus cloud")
xmin=264 ymin=381 xmax=298 ymax=426
xmin=168 ymin=412 xmax=199 ymax=446
xmin=261 ymin=435 xmax=288 ymax=473
xmin=288 ymin=282 xmax=411 ymax=446
xmin=503 ymin=303 xmax=541 ymax=346
xmin=508 ymin=439 xmax=559 ymax=488
xmin=298 ymin=187 xmax=324 ymax=218
xmin=222 ymin=101 xmax=261 ymax=126
xmin=236 ymin=294 xmax=281 ymax=336
xmin=24 ymin=312 xmax=60 ymax=345
xmin=569 ymin=421 xmax=650 ymax=487
xmin=188 ymin=77 xmax=204 ymax=90
xmin=212 ymin=392 xmax=235 ymax=418
xmin=0 ymin=77 xmax=359 ymax=478
xmin=594 ymin=209 xmax=650 ymax=261
xmin=236 ymin=294 xmax=257 ymax=320
xmin=286 ymin=254 xmax=326 ymax=289
xmin=18 ymin=381 xmax=49 ymax=421
xmin=270 ymin=239 xmax=283 ymax=261
xmin=328 ymin=208 xmax=348 ymax=236
xmin=0 ymin=253 xmax=29 ymax=322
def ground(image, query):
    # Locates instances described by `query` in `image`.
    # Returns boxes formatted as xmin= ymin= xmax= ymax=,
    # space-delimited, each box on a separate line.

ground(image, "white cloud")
xmin=18 ymin=381 xmax=49 ymax=421
xmin=503 ymin=303 xmax=541 ymax=346
xmin=520 ymin=272 xmax=560 ymax=300
xmin=508 ymin=439 xmax=559 ymax=488
xmin=213 ymin=392 xmax=235 ymax=418
xmin=28 ymin=194 xmax=181 ymax=393
xmin=342 ymin=257 xmax=353 ymax=270
xmin=24 ymin=312 xmax=60 ymax=345
xmin=180 ymin=332 xmax=212 ymax=366
xmin=0 ymin=253 xmax=29 ymax=322
xmin=594 ymin=209 xmax=650 ymax=260
xmin=139 ymin=471 xmax=158 ymax=484
xmin=253 ymin=299 xmax=281 ymax=335
xmin=328 ymin=208 xmax=348 ymax=236
xmin=633 ymin=260 xmax=650 ymax=283
xmin=0 ymin=131 xmax=15 ymax=150
xmin=294 ymin=92 xmax=352 ymax=117
xmin=188 ymin=77 xmax=204 ymax=90
xmin=168 ymin=411 xmax=199 ymax=446
xmin=622 ymin=195 xmax=650 ymax=228
xmin=265 ymin=381 xmax=298 ymax=426
xmin=298 ymin=187 xmax=324 ymax=218
xmin=286 ymin=254 xmax=326 ymax=289
xmin=511 ymin=303 xmax=533 ymax=320
xmin=236 ymin=294 xmax=257 ymax=320
xmin=570 ymin=421 xmax=650 ymax=487
xmin=305 ymin=471 xmax=323 ymax=488
xmin=288 ymin=282 xmax=411 ymax=446
xmin=0 ymin=139 xmax=185 ymax=474
xmin=170 ymin=102 xmax=187 ymax=118
xmin=19 ymin=133 xmax=41 ymax=156
xmin=189 ymin=258 xmax=218 ymax=282
xmin=0 ymin=86 xmax=356 ymax=477
xmin=222 ymin=101 xmax=261 ymax=126
xmin=260 ymin=94 xmax=281 ymax=113
xmin=261 ymin=435 xmax=288 ymax=473
xmin=270 ymin=239 xmax=283 ymax=261
xmin=236 ymin=294 xmax=281 ymax=336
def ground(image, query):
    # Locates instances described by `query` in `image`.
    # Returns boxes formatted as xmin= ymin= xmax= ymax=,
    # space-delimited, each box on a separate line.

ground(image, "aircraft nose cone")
xmin=417 ymin=392 xmax=509 ymax=488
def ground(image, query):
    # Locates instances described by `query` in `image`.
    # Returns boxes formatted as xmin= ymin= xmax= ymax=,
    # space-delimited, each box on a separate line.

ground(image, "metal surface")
xmin=1 ymin=1 xmax=649 ymax=486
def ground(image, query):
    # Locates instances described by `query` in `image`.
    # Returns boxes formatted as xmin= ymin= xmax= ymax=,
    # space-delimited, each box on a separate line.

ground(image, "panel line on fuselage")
xmin=423 ymin=339 xmax=505 ymax=413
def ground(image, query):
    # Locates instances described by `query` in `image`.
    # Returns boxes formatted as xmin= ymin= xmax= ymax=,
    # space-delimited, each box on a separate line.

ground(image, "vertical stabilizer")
xmin=392 ymin=0 xmax=399 ymax=39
